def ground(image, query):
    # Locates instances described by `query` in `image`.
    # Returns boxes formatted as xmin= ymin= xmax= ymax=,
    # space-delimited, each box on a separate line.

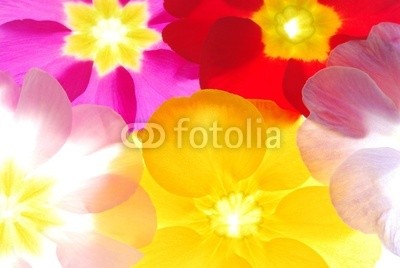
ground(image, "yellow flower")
xmin=136 ymin=90 xmax=381 ymax=267
xmin=63 ymin=0 xmax=160 ymax=76
xmin=252 ymin=0 xmax=341 ymax=61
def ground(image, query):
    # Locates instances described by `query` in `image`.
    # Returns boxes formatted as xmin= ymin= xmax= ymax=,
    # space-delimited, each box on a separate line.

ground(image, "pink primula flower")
xmin=0 ymin=69 xmax=155 ymax=267
xmin=298 ymin=22 xmax=400 ymax=256
xmin=0 ymin=0 xmax=199 ymax=123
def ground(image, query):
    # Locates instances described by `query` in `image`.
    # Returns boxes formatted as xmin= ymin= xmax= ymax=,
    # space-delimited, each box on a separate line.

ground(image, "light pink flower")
xmin=298 ymin=22 xmax=400 ymax=255
xmin=0 ymin=69 xmax=154 ymax=267
xmin=0 ymin=0 xmax=199 ymax=123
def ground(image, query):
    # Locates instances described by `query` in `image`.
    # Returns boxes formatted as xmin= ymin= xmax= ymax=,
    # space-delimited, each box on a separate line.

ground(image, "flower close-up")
xmin=0 ymin=0 xmax=199 ymax=123
xmin=136 ymin=89 xmax=381 ymax=267
xmin=298 ymin=22 xmax=400 ymax=256
xmin=0 ymin=69 xmax=155 ymax=267
xmin=163 ymin=0 xmax=400 ymax=115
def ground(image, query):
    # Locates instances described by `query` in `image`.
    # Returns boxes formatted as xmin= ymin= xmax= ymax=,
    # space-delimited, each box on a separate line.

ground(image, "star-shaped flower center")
xmin=63 ymin=0 xmax=161 ymax=76
xmin=0 ymin=162 xmax=61 ymax=256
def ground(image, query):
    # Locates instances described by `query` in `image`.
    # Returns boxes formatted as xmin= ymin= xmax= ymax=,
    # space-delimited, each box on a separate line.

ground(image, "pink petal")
xmin=57 ymin=174 xmax=137 ymax=214
xmin=42 ymin=57 xmax=93 ymax=101
xmin=15 ymin=69 xmax=72 ymax=168
xmin=0 ymin=71 xmax=20 ymax=112
xmin=131 ymin=50 xmax=199 ymax=123
xmin=330 ymin=147 xmax=400 ymax=254
xmin=0 ymin=0 xmax=69 ymax=25
xmin=73 ymin=67 xmax=136 ymax=124
xmin=0 ymin=20 xmax=69 ymax=84
xmin=63 ymin=105 xmax=126 ymax=156
xmin=329 ymin=23 xmax=400 ymax=109
xmin=297 ymin=120 xmax=362 ymax=184
xmin=303 ymin=66 xmax=400 ymax=138
xmin=56 ymin=232 xmax=141 ymax=268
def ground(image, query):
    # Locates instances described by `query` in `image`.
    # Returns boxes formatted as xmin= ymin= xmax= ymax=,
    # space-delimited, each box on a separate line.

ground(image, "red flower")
xmin=163 ymin=0 xmax=400 ymax=115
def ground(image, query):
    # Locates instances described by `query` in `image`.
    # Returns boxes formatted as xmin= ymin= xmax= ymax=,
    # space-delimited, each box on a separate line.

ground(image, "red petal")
xmin=282 ymin=60 xmax=326 ymax=116
xmin=163 ymin=0 xmax=259 ymax=62
xmin=321 ymin=0 xmax=400 ymax=36
xmin=200 ymin=17 xmax=297 ymax=112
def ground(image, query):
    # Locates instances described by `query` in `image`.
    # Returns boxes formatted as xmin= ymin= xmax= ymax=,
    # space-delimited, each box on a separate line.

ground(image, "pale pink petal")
xmin=303 ymin=66 xmax=400 ymax=138
xmin=73 ymin=67 xmax=136 ymax=124
xmin=131 ymin=50 xmax=199 ymax=123
xmin=0 ymin=0 xmax=69 ymax=25
xmin=56 ymin=232 xmax=141 ymax=268
xmin=57 ymin=174 xmax=137 ymax=213
xmin=15 ymin=69 xmax=72 ymax=168
xmin=42 ymin=57 xmax=93 ymax=101
xmin=0 ymin=71 xmax=20 ymax=112
xmin=297 ymin=120 xmax=362 ymax=184
xmin=330 ymin=147 xmax=400 ymax=255
xmin=62 ymin=105 xmax=126 ymax=156
xmin=0 ymin=21 xmax=69 ymax=84
xmin=329 ymin=23 xmax=400 ymax=108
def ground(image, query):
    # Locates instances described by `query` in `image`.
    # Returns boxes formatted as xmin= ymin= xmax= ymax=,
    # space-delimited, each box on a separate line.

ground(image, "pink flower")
xmin=298 ymin=22 xmax=400 ymax=255
xmin=0 ymin=69 xmax=155 ymax=266
xmin=0 ymin=0 xmax=199 ymax=123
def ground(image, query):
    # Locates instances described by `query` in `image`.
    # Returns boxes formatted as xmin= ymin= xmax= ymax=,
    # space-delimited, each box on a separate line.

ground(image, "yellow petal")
xmin=271 ymin=186 xmax=381 ymax=268
xmin=142 ymin=90 xmax=267 ymax=197
xmin=93 ymin=186 xmax=156 ymax=248
xmin=251 ymin=100 xmax=309 ymax=190
xmin=141 ymin=169 xmax=204 ymax=230
xmin=64 ymin=3 xmax=97 ymax=30
xmin=93 ymin=0 xmax=120 ymax=18
xmin=63 ymin=34 xmax=97 ymax=59
xmin=94 ymin=46 xmax=119 ymax=75
xmin=121 ymin=2 xmax=148 ymax=27
xmin=127 ymin=28 xmax=161 ymax=49
xmin=137 ymin=227 xmax=231 ymax=267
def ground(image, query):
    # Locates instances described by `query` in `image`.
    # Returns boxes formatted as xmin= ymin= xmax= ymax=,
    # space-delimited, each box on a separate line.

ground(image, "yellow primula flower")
xmin=136 ymin=90 xmax=381 ymax=267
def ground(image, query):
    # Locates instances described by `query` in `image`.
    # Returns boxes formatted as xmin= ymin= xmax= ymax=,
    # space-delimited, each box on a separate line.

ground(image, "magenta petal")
xmin=131 ymin=50 xmax=199 ymax=123
xmin=15 ymin=69 xmax=72 ymax=168
xmin=329 ymin=23 xmax=400 ymax=109
xmin=56 ymin=232 xmax=142 ymax=268
xmin=0 ymin=0 xmax=70 ymax=25
xmin=43 ymin=57 xmax=93 ymax=101
xmin=73 ymin=67 xmax=136 ymax=124
xmin=303 ymin=66 xmax=400 ymax=138
xmin=0 ymin=20 xmax=69 ymax=84
xmin=331 ymin=147 xmax=400 ymax=255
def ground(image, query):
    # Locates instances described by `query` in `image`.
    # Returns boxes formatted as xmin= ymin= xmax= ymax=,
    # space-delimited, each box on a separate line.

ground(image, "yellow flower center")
xmin=206 ymin=193 xmax=262 ymax=238
xmin=63 ymin=0 xmax=161 ymax=76
xmin=0 ymin=162 xmax=62 ymax=256
xmin=252 ymin=0 xmax=342 ymax=61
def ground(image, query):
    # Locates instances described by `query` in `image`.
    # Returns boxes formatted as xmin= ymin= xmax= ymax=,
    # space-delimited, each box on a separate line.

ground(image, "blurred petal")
xmin=251 ymin=100 xmax=309 ymax=190
xmin=73 ymin=67 xmax=136 ymax=124
xmin=330 ymin=147 xmax=400 ymax=255
xmin=329 ymin=23 xmax=400 ymax=109
xmin=303 ymin=66 xmax=400 ymax=138
xmin=0 ymin=21 xmax=69 ymax=84
xmin=143 ymin=90 xmax=266 ymax=197
xmin=131 ymin=49 xmax=199 ymax=123
xmin=15 ymin=69 xmax=72 ymax=169
xmin=57 ymin=174 xmax=136 ymax=213
xmin=272 ymin=186 xmax=381 ymax=267
xmin=0 ymin=71 xmax=20 ymax=112
xmin=56 ymin=232 xmax=141 ymax=268
xmin=297 ymin=120 xmax=362 ymax=184
xmin=94 ymin=186 xmax=156 ymax=248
